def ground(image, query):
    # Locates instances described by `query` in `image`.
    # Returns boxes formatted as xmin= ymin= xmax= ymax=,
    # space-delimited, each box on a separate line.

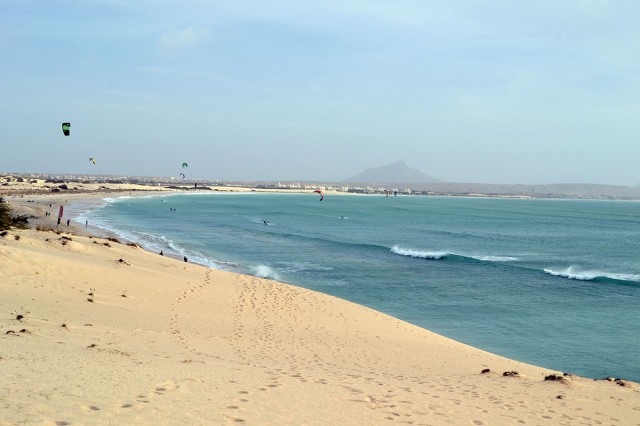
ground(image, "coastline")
xmin=1 ymin=185 xmax=639 ymax=424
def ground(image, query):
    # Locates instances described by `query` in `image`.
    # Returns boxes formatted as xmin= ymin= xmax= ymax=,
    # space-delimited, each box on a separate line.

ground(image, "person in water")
xmin=263 ymin=220 xmax=268 ymax=226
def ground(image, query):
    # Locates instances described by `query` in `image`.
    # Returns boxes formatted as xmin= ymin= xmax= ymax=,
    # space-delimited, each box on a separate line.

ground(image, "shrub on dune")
xmin=0 ymin=197 xmax=32 ymax=231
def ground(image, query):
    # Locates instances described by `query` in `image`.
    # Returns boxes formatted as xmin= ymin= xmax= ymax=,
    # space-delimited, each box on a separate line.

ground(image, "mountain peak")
xmin=343 ymin=161 xmax=442 ymax=184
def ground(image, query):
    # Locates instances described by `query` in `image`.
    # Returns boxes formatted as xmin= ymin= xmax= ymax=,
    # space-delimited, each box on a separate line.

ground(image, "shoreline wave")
xmin=71 ymin=195 xmax=228 ymax=270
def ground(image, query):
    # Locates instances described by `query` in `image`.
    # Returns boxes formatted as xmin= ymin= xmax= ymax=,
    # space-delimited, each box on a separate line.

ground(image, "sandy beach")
xmin=1 ymin=180 xmax=639 ymax=425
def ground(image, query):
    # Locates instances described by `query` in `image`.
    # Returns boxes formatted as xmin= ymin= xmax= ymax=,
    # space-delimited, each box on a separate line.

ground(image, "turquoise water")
xmin=80 ymin=193 xmax=640 ymax=381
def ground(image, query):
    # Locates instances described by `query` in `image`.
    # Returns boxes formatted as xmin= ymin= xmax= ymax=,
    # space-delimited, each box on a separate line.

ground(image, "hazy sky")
xmin=2 ymin=1 xmax=639 ymax=185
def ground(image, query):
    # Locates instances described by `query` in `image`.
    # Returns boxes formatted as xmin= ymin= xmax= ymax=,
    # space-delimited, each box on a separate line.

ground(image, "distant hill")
xmin=343 ymin=161 xmax=442 ymax=184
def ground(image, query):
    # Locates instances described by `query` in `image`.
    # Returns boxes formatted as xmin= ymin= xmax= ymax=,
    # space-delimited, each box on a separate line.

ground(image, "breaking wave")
xmin=390 ymin=246 xmax=449 ymax=260
xmin=544 ymin=266 xmax=640 ymax=284
xmin=390 ymin=246 xmax=518 ymax=263
xmin=252 ymin=264 xmax=281 ymax=281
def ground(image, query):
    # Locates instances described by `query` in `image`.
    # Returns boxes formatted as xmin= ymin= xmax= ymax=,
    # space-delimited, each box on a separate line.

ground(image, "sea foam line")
xmin=390 ymin=246 xmax=449 ymax=260
xmin=77 ymin=212 xmax=233 ymax=270
xmin=543 ymin=266 xmax=640 ymax=283
xmin=470 ymin=255 xmax=519 ymax=262
xmin=390 ymin=246 xmax=518 ymax=262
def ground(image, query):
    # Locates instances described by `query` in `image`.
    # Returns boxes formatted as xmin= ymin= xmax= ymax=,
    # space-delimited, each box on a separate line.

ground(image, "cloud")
xmin=158 ymin=27 xmax=209 ymax=53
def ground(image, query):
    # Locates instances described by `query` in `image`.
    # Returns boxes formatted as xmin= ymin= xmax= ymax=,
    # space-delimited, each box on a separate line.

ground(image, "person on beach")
xmin=85 ymin=220 xmax=88 ymax=227
xmin=183 ymin=256 xmax=188 ymax=262
xmin=159 ymin=251 xmax=163 ymax=256
xmin=66 ymin=219 xmax=70 ymax=226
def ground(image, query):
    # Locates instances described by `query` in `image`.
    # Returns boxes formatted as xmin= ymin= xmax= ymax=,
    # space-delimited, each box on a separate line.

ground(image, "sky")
xmin=1 ymin=0 xmax=639 ymax=185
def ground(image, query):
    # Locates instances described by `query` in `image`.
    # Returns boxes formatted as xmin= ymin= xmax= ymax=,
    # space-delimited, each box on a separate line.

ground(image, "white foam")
xmin=471 ymin=255 xmax=519 ymax=262
xmin=391 ymin=246 xmax=519 ymax=262
xmin=391 ymin=246 xmax=448 ymax=260
xmin=252 ymin=264 xmax=281 ymax=281
xmin=544 ymin=266 xmax=640 ymax=282
xmin=544 ymin=267 xmax=595 ymax=281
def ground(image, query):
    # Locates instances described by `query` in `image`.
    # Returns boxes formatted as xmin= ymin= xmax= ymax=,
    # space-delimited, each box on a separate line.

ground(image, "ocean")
xmin=78 ymin=193 xmax=640 ymax=382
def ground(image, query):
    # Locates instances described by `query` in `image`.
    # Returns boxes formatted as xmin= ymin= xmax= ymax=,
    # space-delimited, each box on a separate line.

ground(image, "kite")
xmin=89 ymin=157 xmax=96 ymax=165
xmin=313 ymin=189 xmax=324 ymax=201
xmin=62 ymin=123 xmax=70 ymax=136
xmin=182 ymin=163 xmax=188 ymax=168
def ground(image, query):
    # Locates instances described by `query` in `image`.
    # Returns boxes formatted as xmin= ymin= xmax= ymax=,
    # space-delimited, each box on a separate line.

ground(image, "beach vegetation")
xmin=11 ymin=309 xmax=29 ymax=321
xmin=0 ymin=197 xmax=32 ymax=231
